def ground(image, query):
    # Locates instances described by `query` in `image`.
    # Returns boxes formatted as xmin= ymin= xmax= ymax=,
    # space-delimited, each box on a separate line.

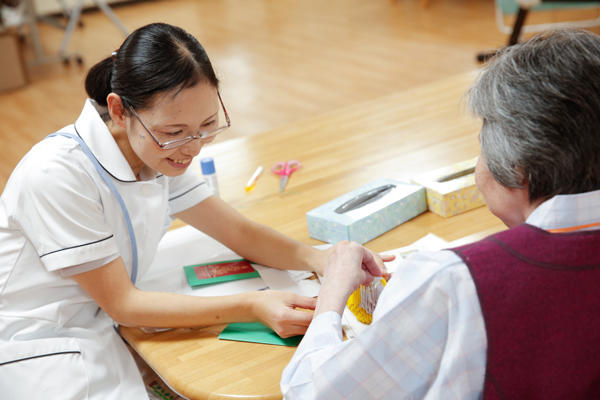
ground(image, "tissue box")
xmin=411 ymin=157 xmax=485 ymax=218
xmin=306 ymin=179 xmax=427 ymax=244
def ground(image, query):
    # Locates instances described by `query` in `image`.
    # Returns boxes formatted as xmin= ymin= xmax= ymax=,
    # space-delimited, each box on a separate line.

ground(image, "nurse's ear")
xmin=106 ymin=93 xmax=128 ymax=129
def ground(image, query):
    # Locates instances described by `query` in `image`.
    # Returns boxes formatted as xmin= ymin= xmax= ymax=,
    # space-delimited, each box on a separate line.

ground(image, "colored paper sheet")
xmin=184 ymin=259 xmax=259 ymax=287
xmin=218 ymin=322 xmax=303 ymax=347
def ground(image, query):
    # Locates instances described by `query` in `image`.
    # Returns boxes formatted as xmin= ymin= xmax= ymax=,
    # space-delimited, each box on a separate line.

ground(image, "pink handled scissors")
xmin=271 ymin=160 xmax=301 ymax=192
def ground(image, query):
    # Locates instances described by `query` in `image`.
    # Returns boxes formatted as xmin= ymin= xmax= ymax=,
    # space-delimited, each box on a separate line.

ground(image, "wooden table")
xmin=120 ymin=71 xmax=505 ymax=399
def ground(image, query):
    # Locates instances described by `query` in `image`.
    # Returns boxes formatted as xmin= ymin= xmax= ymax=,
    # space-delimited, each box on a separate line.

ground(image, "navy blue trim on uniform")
xmin=168 ymin=182 xmax=206 ymax=202
xmin=40 ymin=234 xmax=114 ymax=258
xmin=0 ymin=351 xmax=81 ymax=366
xmin=73 ymin=123 xmax=138 ymax=183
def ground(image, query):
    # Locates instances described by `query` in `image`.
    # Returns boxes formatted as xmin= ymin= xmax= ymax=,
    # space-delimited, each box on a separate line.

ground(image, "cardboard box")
xmin=411 ymin=157 xmax=485 ymax=217
xmin=0 ymin=31 xmax=27 ymax=93
xmin=306 ymin=179 xmax=427 ymax=244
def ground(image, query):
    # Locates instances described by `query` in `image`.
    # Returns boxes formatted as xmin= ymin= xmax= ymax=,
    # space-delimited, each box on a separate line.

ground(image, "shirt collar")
xmin=74 ymin=99 xmax=158 ymax=182
xmin=526 ymin=189 xmax=600 ymax=231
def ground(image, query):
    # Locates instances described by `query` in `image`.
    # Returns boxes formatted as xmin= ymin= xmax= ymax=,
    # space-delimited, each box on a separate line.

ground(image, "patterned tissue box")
xmin=411 ymin=157 xmax=485 ymax=218
xmin=306 ymin=179 xmax=427 ymax=244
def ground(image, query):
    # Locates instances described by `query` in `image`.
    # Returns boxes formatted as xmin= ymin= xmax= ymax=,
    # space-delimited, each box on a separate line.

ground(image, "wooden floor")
xmin=1 ymin=0 xmax=597 ymax=190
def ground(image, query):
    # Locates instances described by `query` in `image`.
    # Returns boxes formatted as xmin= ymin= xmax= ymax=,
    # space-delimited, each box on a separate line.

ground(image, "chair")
xmin=22 ymin=0 xmax=128 ymax=66
xmin=477 ymin=0 xmax=600 ymax=62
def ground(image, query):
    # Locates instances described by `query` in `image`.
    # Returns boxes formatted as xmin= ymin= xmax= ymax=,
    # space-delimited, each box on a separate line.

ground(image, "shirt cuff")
xmin=281 ymin=311 xmax=344 ymax=396
xmin=297 ymin=311 xmax=344 ymax=352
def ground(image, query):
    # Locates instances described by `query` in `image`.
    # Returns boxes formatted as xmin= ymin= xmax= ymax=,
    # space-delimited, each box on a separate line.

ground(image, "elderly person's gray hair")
xmin=468 ymin=29 xmax=600 ymax=202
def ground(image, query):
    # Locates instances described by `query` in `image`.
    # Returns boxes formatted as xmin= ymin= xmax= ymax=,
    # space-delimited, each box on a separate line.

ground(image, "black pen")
xmin=335 ymin=184 xmax=396 ymax=214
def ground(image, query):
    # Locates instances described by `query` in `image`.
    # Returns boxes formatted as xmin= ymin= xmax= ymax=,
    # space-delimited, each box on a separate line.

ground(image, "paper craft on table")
xmin=218 ymin=322 xmax=303 ymax=347
xmin=184 ymin=259 xmax=259 ymax=287
xmin=252 ymin=264 xmax=320 ymax=298
xmin=378 ymin=233 xmax=449 ymax=274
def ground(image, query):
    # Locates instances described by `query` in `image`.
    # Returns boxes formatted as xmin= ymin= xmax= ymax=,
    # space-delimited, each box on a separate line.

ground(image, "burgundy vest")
xmin=452 ymin=224 xmax=600 ymax=400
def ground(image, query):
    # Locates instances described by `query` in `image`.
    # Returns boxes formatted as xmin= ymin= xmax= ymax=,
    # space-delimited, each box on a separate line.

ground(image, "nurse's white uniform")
xmin=0 ymin=100 xmax=211 ymax=399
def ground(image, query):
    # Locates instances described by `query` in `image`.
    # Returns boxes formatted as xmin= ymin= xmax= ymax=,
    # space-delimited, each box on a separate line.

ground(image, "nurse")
xmin=0 ymin=22 xmax=380 ymax=399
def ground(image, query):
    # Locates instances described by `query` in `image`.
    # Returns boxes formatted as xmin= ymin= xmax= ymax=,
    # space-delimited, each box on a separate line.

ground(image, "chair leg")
xmin=477 ymin=7 xmax=530 ymax=63
xmin=508 ymin=8 xmax=529 ymax=46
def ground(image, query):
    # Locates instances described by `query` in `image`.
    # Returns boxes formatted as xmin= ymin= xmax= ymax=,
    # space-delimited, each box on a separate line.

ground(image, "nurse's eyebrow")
xmin=162 ymin=111 xmax=218 ymax=128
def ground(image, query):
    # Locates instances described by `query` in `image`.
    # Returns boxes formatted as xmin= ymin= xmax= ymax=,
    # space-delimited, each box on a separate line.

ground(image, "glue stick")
xmin=200 ymin=157 xmax=220 ymax=197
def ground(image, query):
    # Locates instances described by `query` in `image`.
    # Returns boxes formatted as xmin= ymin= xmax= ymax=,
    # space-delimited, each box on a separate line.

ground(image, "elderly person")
xmin=281 ymin=29 xmax=600 ymax=399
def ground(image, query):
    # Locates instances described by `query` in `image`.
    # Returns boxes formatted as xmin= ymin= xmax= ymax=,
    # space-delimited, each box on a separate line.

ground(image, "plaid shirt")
xmin=281 ymin=190 xmax=600 ymax=399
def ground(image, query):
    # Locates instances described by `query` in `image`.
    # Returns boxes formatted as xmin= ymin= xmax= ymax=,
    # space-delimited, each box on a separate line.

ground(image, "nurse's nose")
xmin=179 ymin=137 xmax=203 ymax=157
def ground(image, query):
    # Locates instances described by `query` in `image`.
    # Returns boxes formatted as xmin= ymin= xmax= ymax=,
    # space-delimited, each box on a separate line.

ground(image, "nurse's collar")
xmin=90 ymin=99 xmax=111 ymax=122
xmin=138 ymin=165 xmax=161 ymax=181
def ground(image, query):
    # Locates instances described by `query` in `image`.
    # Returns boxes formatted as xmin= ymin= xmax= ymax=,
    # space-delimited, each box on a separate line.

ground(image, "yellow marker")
xmin=347 ymin=277 xmax=387 ymax=324
xmin=245 ymin=166 xmax=263 ymax=193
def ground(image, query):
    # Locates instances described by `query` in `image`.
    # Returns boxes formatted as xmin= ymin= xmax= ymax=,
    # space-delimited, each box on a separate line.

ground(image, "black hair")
xmin=85 ymin=22 xmax=219 ymax=109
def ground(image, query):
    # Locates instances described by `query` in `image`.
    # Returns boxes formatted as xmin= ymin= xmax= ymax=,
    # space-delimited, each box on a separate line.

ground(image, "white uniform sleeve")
xmin=167 ymin=167 xmax=212 ymax=215
xmin=281 ymin=251 xmax=487 ymax=400
xmin=59 ymin=253 xmax=119 ymax=277
xmin=15 ymin=152 xmax=120 ymax=272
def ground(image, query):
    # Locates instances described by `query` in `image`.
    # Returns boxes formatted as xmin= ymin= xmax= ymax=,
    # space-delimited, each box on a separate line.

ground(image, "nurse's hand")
xmin=251 ymin=291 xmax=316 ymax=338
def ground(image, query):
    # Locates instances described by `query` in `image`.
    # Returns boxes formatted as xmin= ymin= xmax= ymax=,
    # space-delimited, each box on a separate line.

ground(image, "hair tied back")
xmin=86 ymin=23 xmax=219 ymax=109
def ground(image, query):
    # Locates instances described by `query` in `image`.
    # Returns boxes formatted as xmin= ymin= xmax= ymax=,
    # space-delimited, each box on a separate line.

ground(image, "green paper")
xmin=184 ymin=259 xmax=260 ymax=287
xmin=218 ymin=322 xmax=303 ymax=347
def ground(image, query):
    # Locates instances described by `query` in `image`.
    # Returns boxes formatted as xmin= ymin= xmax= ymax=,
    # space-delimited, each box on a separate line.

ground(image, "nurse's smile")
xmin=166 ymin=157 xmax=192 ymax=169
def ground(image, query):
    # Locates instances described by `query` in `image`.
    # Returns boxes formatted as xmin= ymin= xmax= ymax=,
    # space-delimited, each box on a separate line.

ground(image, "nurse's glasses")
xmin=128 ymin=92 xmax=231 ymax=150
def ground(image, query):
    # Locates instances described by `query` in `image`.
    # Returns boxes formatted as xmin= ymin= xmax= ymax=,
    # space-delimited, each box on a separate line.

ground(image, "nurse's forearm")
xmin=72 ymin=257 xmax=260 ymax=328
xmin=73 ymin=255 xmax=315 ymax=332
xmin=176 ymin=196 xmax=329 ymax=274
xmin=115 ymin=288 xmax=315 ymax=337
xmin=234 ymin=220 xmax=326 ymax=273
xmin=114 ymin=289 xmax=260 ymax=328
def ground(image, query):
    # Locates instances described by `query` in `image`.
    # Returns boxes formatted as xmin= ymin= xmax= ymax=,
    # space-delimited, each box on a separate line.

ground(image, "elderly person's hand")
xmin=315 ymin=241 xmax=394 ymax=316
